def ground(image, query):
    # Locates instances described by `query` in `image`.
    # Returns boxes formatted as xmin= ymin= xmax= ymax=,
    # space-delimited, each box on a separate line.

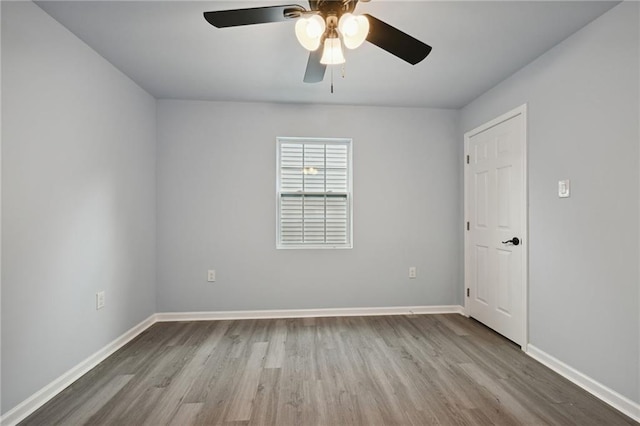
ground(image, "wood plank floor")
xmin=21 ymin=314 xmax=636 ymax=425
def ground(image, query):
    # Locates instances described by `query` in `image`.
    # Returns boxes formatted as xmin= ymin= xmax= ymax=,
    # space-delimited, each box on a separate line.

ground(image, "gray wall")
xmin=3 ymin=0 xmax=638 ymax=416
xmin=157 ymin=101 xmax=461 ymax=312
xmin=1 ymin=1 xmax=157 ymax=412
xmin=460 ymin=2 xmax=639 ymax=402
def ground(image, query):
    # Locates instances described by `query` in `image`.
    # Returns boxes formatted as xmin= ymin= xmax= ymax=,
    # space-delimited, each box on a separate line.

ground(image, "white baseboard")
xmin=154 ymin=305 xmax=465 ymax=322
xmin=0 ymin=305 xmax=459 ymax=425
xmin=1 ymin=315 xmax=156 ymax=426
xmin=526 ymin=344 xmax=640 ymax=422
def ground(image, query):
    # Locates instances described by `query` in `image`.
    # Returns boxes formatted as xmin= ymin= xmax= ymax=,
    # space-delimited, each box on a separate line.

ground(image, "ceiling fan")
xmin=203 ymin=0 xmax=432 ymax=83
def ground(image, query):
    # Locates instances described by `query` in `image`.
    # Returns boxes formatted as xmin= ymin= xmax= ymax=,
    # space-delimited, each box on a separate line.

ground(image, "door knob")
xmin=501 ymin=237 xmax=520 ymax=246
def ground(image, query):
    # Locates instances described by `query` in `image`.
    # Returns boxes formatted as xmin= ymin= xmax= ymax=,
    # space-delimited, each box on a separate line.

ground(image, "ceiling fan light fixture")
xmin=320 ymin=37 xmax=346 ymax=65
xmin=338 ymin=13 xmax=369 ymax=49
xmin=295 ymin=15 xmax=326 ymax=51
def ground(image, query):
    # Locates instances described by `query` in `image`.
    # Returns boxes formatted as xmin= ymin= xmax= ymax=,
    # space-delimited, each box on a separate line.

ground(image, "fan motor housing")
xmin=315 ymin=0 xmax=357 ymax=15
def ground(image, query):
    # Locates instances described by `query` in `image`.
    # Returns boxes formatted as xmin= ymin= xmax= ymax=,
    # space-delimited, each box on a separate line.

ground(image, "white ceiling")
xmin=36 ymin=0 xmax=619 ymax=108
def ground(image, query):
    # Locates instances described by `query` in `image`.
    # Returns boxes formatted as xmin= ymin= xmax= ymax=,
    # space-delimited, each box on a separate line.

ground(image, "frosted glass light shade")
xmin=320 ymin=37 xmax=346 ymax=65
xmin=338 ymin=13 xmax=369 ymax=49
xmin=295 ymin=15 xmax=326 ymax=51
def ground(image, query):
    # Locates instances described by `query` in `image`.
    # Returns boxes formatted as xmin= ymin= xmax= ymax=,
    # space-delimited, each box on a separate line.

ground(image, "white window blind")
xmin=277 ymin=137 xmax=352 ymax=249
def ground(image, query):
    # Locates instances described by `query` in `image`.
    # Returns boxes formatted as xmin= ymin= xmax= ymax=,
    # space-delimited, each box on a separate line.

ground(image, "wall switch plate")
xmin=409 ymin=267 xmax=417 ymax=279
xmin=558 ymin=179 xmax=570 ymax=198
xmin=96 ymin=291 xmax=105 ymax=310
xmin=207 ymin=269 xmax=216 ymax=282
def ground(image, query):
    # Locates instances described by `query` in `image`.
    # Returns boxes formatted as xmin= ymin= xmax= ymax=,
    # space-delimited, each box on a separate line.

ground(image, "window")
xmin=276 ymin=137 xmax=352 ymax=249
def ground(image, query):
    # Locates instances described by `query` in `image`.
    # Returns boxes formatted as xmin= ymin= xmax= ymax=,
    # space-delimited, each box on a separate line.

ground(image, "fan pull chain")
xmin=330 ymin=66 xmax=334 ymax=94
xmin=328 ymin=62 xmax=346 ymax=94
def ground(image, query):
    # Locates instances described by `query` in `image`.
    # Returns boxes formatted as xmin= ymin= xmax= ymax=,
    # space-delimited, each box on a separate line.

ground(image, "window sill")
xmin=276 ymin=244 xmax=353 ymax=250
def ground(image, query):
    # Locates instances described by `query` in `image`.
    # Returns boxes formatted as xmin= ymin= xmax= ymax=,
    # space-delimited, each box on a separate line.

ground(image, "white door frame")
xmin=464 ymin=104 xmax=529 ymax=351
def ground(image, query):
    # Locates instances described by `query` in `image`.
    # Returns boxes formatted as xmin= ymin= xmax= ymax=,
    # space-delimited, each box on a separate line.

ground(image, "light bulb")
xmin=320 ymin=37 xmax=346 ymax=65
xmin=338 ymin=13 xmax=369 ymax=49
xmin=339 ymin=13 xmax=358 ymax=36
xmin=306 ymin=15 xmax=324 ymax=38
xmin=295 ymin=15 xmax=326 ymax=51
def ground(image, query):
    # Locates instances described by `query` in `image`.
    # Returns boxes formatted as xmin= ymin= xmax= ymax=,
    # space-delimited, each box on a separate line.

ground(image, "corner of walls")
xmin=153 ymin=97 xmax=160 ymax=317
xmin=454 ymin=109 xmax=465 ymax=307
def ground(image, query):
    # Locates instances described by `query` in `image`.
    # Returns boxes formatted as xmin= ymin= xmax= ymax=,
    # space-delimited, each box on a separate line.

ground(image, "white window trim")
xmin=276 ymin=136 xmax=353 ymax=249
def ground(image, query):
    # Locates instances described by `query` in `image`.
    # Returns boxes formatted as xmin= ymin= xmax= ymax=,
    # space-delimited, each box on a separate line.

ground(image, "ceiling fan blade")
xmin=303 ymin=49 xmax=326 ymax=83
xmin=204 ymin=5 xmax=305 ymax=28
xmin=363 ymin=14 xmax=432 ymax=65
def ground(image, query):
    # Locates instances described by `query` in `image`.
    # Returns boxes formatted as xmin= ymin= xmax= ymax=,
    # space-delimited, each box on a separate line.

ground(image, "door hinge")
xmin=466 ymin=155 xmax=470 ymax=164
xmin=466 ymin=288 xmax=470 ymax=297
xmin=466 ymin=221 xmax=470 ymax=231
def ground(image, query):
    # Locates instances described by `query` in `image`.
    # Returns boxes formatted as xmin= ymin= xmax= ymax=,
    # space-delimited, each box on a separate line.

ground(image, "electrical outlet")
xmin=96 ymin=291 xmax=105 ymax=310
xmin=558 ymin=179 xmax=571 ymax=198
xmin=207 ymin=269 xmax=216 ymax=282
xmin=409 ymin=267 xmax=417 ymax=279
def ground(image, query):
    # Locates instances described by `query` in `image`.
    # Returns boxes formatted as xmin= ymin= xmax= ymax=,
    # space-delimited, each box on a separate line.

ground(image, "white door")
xmin=464 ymin=105 xmax=527 ymax=347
